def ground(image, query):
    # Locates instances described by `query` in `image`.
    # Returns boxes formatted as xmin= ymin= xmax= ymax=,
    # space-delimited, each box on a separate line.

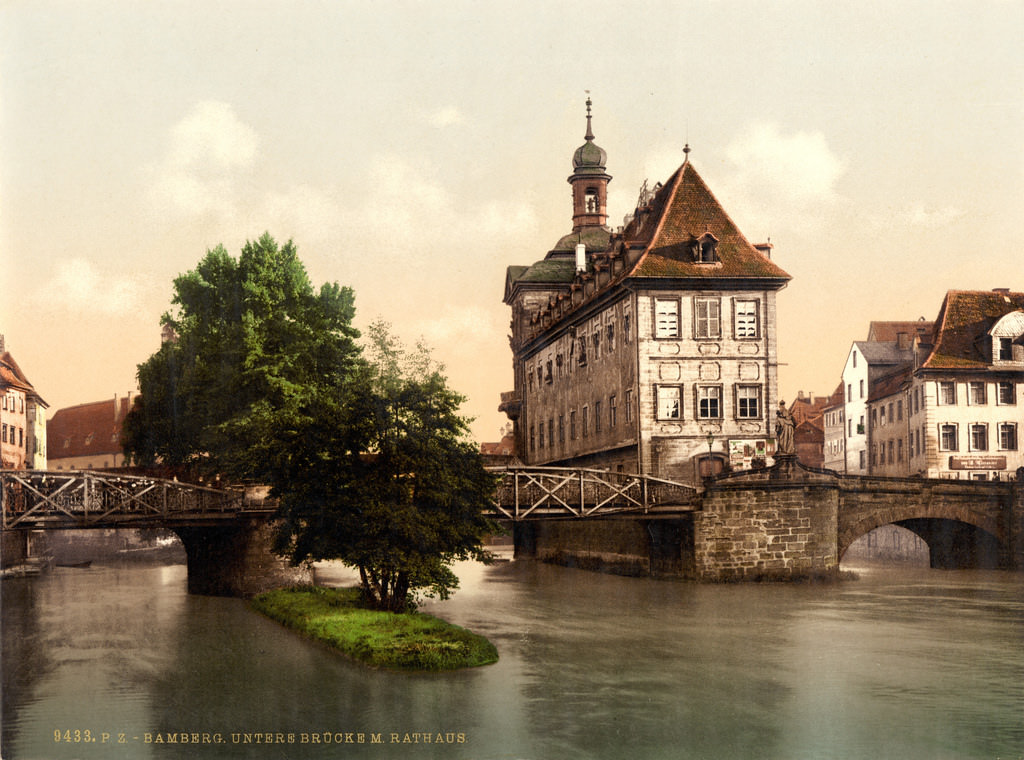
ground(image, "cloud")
xmin=901 ymin=202 xmax=966 ymax=228
xmin=35 ymin=258 xmax=151 ymax=317
xmin=148 ymin=101 xmax=259 ymax=217
xmin=710 ymin=122 xmax=847 ymax=237
xmin=725 ymin=122 xmax=847 ymax=206
xmin=424 ymin=106 xmax=466 ymax=128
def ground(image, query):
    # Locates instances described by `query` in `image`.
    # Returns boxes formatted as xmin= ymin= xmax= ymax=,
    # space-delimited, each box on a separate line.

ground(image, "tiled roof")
xmin=923 ymin=289 xmax=1024 ymax=370
xmin=823 ymin=383 xmax=845 ymax=411
xmin=47 ymin=397 xmax=133 ymax=459
xmin=853 ymin=341 xmax=914 ymax=365
xmin=866 ymin=320 xmax=934 ymax=342
xmin=1 ymin=351 xmax=37 ymax=395
xmin=789 ymin=393 xmax=829 ymax=425
xmin=480 ymin=433 xmax=516 ymax=456
xmin=868 ymin=366 xmax=912 ymax=403
xmin=625 ymin=162 xmax=790 ymax=281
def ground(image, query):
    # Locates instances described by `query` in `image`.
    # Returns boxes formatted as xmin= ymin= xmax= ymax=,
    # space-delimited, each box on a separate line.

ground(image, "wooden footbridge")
xmin=486 ymin=466 xmax=699 ymax=520
xmin=0 ymin=470 xmax=269 ymax=530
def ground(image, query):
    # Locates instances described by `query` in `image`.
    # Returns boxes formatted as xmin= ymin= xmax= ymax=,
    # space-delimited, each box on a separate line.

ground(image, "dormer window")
xmin=693 ymin=232 xmax=719 ymax=263
xmin=989 ymin=310 xmax=1024 ymax=363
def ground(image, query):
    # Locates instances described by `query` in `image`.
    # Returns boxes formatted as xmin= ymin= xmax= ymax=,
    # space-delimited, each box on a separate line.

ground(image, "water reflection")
xmin=3 ymin=558 xmax=1023 ymax=759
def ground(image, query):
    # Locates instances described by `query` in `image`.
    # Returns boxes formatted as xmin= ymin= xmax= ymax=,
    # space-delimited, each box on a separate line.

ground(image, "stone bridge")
xmin=500 ymin=460 xmax=1024 ymax=581
xmin=1 ymin=470 xmax=309 ymax=596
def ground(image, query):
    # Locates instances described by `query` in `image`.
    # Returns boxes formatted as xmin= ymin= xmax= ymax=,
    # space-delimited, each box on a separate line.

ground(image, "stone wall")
xmin=696 ymin=481 xmax=840 ymax=581
xmin=515 ymin=518 xmax=695 ymax=578
xmin=1 ymin=529 xmax=28 ymax=568
xmin=174 ymin=519 xmax=312 ymax=597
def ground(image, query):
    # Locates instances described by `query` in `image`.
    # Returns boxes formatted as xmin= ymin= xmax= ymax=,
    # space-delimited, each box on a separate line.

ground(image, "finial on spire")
xmin=584 ymin=92 xmax=594 ymax=142
xmin=683 ymin=143 xmax=691 ymax=161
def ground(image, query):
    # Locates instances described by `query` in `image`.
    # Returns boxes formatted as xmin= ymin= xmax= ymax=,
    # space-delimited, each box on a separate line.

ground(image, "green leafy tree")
xmin=272 ymin=321 xmax=499 ymax=612
xmin=122 ymin=233 xmax=360 ymax=482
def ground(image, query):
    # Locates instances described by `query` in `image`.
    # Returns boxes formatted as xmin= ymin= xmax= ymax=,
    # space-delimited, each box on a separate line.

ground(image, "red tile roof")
xmin=789 ymin=393 xmax=829 ymax=426
xmin=923 ymin=289 xmax=1024 ymax=370
xmin=866 ymin=320 xmax=934 ymax=343
xmin=47 ymin=397 xmax=133 ymax=459
xmin=625 ymin=162 xmax=791 ymax=281
xmin=0 ymin=351 xmax=40 ymax=398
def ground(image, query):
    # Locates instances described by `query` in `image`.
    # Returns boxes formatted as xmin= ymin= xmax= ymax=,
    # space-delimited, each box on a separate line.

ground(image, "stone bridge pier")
xmin=173 ymin=519 xmax=311 ymax=597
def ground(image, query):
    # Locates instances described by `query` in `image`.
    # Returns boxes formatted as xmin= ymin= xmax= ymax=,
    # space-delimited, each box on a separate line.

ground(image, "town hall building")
xmin=500 ymin=102 xmax=791 ymax=483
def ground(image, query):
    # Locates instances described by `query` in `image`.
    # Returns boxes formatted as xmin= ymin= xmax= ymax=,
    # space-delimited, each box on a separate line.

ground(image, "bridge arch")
xmin=838 ymin=493 xmax=1009 ymax=570
xmin=1 ymin=470 xmax=310 ymax=596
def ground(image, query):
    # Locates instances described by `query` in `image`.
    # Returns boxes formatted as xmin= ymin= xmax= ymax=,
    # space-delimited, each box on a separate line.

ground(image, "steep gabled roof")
xmin=0 ymin=351 xmax=47 ymax=406
xmin=47 ymin=397 xmax=132 ymax=459
xmin=852 ymin=340 xmax=913 ymax=366
xmin=923 ymin=289 xmax=1024 ymax=370
xmin=867 ymin=320 xmax=934 ymax=343
xmin=624 ymin=162 xmax=790 ymax=281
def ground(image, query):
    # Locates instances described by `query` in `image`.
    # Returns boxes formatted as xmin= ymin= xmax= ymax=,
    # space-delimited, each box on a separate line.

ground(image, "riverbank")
xmin=250 ymin=586 xmax=499 ymax=672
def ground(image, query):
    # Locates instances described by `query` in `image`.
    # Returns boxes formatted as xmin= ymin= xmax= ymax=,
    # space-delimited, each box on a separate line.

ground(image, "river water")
xmin=3 ymin=553 xmax=1023 ymax=760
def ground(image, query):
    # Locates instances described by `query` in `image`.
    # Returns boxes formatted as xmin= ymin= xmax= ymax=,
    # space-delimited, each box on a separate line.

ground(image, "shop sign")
xmin=949 ymin=455 xmax=1006 ymax=470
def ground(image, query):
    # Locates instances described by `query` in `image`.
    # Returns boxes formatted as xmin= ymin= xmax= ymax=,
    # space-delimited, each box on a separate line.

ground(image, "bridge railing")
xmin=486 ymin=466 xmax=697 ymax=520
xmin=1 ymin=470 xmax=248 ymax=529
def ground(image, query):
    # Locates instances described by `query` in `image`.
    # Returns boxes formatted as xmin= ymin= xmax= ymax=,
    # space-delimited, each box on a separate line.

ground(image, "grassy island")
xmin=251 ymin=587 xmax=498 ymax=672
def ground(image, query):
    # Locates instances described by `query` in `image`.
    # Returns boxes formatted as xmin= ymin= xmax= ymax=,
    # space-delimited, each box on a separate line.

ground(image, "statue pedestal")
xmin=771 ymin=453 xmax=798 ymax=479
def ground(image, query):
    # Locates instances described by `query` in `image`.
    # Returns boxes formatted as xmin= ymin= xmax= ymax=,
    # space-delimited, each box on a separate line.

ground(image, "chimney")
xmin=0 ymin=334 xmax=5 ymax=353
xmin=897 ymin=331 xmax=910 ymax=350
xmin=575 ymin=243 xmax=587 ymax=273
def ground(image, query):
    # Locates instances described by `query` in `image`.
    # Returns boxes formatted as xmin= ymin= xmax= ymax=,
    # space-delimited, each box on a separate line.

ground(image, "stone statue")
xmin=775 ymin=401 xmax=796 ymax=456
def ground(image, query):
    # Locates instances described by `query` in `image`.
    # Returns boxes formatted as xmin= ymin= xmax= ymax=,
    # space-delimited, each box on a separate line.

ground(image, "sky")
xmin=2 ymin=0 xmax=1022 ymax=444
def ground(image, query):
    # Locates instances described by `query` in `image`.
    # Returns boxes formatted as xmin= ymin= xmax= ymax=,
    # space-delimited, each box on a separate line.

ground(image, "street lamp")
xmin=705 ymin=431 xmax=714 ymax=477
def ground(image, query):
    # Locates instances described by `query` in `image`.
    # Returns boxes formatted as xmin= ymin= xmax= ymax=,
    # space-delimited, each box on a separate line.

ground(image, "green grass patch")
xmin=250 ymin=586 xmax=498 ymax=672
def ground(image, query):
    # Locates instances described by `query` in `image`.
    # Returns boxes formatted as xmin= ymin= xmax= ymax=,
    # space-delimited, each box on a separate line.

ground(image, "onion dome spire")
xmin=568 ymin=96 xmax=612 ymax=232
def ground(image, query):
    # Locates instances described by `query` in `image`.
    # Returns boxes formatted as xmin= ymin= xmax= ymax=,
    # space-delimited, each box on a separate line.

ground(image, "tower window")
xmin=585 ymin=189 xmax=599 ymax=213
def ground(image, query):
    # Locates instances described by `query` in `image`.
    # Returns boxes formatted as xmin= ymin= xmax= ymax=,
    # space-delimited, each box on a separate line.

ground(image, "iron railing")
xmin=487 ymin=466 xmax=697 ymax=520
xmin=1 ymin=470 xmax=252 ymax=529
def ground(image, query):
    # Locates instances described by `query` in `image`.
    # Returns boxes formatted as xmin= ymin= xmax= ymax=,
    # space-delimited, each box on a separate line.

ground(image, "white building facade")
xmin=866 ymin=290 xmax=1024 ymax=481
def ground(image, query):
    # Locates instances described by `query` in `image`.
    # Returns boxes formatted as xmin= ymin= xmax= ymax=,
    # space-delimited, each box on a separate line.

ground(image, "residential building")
xmin=827 ymin=320 xmax=932 ymax=474
xmin=480 ymin=426 xmax=518 ymax=467
xmin=0 ymin=336 xmax=48 ymax=469
xmin=787 ymin=390 xmax=827 ymax=468
xmin=822 ymin=384 xmax=846 ymax=472
xmin=500 ymin=102 xmax=791 ymax=482
xmin=867 ymin=289 xmax=1024 ymax=480
xmin=47 ymin=395 xmax=134 ymax=470
xmin=866 ymin=366 xmax=912 ymax=477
